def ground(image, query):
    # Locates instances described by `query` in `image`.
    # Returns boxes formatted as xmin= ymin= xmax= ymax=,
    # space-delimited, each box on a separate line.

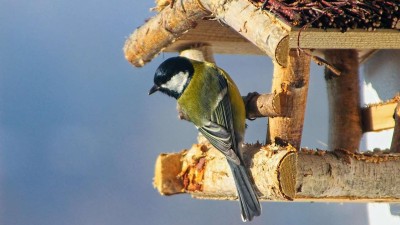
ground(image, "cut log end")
xmin=154 ymin=152 xmax=184 ymax=195
xmin=278 ymin=152 xmax=296 ymax=200
xmin=275 ymin=35 xmax=289 ymax=67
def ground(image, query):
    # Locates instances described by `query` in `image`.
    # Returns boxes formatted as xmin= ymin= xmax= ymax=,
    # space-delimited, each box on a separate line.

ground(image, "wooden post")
xmin=179 ymin=44 xmax=215 ymax=63
xmin=391 ymin=102 xmax=400 ymax=152
xmin=324 ymin=49 xmax=362 ymax=152
xmin=267 ymin=49 xmax=311 ymax=149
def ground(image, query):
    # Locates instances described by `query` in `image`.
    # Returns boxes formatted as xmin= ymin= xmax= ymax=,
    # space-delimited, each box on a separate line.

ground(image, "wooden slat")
xmin=362 ymin=102 xmax=398 ymax=132
xmin=290 ymin=28 xmax=400 ymax=49
xmin=164 ymin=20 xmax=400 ymax=56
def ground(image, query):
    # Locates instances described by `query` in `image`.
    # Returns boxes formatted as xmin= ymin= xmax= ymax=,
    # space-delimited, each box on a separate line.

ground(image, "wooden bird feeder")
xmin=124 ymin=0 xmax=400 ymax=202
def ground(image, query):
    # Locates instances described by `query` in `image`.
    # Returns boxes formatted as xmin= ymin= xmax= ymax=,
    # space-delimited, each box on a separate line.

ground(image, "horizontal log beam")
xmin=204 ymin=0 xmax=289 ymax=66
xmin=123 ymin=0 xmax=210 ymax=67
xmin=154 ymin=142 xmax=400 ymax=202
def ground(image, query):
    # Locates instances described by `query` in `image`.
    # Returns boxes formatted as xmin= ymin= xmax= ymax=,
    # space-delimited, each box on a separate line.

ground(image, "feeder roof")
xmin=124 ymin=0 xmax=400 ymax=67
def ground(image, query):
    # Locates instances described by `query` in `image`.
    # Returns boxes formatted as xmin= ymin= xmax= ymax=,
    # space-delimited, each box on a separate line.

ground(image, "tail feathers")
xmin=228 ymin=161 xmax=261 ymax=222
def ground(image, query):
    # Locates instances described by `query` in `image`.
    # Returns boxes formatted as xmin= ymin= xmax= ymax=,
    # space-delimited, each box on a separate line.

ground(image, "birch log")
xmin=324 ymin=50 xmax=362 ymax=152
xmin=243 ymin=92 xmax=290 ymax=119
xmin=202 ymin=0 xmax=290 ymax=66
xmin=154 ymin=143 xmax=400 ymax=202
xmin=123 ymin=0 xmax=290 ymax=67
xmin=267 ymin=49 xmax=310 ymax=149
xmin=123 ymin=0 xmax=210 ymax=67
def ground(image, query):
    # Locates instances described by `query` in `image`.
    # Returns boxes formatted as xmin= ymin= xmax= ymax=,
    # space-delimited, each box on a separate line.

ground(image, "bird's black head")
xmin=149 ymin=56 xmax=195 ymax=99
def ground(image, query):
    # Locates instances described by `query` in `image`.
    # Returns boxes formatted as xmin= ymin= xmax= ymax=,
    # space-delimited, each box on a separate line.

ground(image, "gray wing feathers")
xmin=198 ymin=71 xmax=241 ymax=164
xmin=198 ymin=122 xmax=240 ymax=165
xmin=198 ymin=70 xmax=261 ymax=221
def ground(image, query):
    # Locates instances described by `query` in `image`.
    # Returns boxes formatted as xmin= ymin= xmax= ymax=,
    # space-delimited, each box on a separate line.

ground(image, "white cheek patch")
xmin=161 ymin=71 xmax=189 ymax=93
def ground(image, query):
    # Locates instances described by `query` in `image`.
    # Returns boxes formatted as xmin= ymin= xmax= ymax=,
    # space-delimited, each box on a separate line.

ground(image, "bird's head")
xmin=149 ymin=56 xmax=194 ymax=99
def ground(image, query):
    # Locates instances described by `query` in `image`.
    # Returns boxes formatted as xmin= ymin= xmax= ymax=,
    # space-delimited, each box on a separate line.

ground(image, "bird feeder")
xmin=124 ymin=0 xmax=400 ymax=202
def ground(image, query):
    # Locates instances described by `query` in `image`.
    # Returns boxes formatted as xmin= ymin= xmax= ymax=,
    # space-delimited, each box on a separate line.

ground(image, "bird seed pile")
xmin=252 ymin=0 xmax=400 ymax=32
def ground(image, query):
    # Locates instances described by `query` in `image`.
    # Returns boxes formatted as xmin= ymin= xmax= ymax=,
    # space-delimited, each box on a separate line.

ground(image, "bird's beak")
xmin=148 ymin=85 xmax=160 ymax=95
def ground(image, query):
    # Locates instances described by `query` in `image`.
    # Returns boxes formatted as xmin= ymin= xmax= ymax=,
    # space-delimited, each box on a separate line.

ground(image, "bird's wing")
xmin=198 ymin=71 xmax=241 ymax=165
xmin=199 ymin=66 xmax=262 ymax=221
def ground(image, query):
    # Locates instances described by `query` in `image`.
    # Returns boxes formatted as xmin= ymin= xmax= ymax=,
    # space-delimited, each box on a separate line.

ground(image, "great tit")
xmin=149 ymin=56 xmax=261 ymax=221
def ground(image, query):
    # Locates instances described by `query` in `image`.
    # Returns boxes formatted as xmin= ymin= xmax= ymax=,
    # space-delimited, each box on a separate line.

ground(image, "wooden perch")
xmin=324 ymin=49 xmax=362 ymax=152
xmin=267 ymin=49 xmax=310 ymax=149
xmin=154 ymin=142 xmax=400 ymax=202
xmin=124 ymin=0 xmax=290 ymax=67
xmin=243 ymin=92 xmax=289 ymax=119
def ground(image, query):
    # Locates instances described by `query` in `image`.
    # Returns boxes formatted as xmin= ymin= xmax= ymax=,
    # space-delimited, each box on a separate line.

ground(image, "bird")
xmin=149 ymin=56 xmax=261 ymax=221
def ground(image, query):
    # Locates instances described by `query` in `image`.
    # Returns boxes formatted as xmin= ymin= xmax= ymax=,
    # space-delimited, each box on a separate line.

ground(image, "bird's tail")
xmin=228 ymin=160 xmax=261 ymax=222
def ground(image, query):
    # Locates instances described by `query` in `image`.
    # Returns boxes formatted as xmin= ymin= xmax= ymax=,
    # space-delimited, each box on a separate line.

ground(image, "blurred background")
xmin=0 ymin=0 xmax=398 ymax=224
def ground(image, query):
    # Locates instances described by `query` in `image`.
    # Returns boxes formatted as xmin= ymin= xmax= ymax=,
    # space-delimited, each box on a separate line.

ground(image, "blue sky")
xmin=0 ymin=0 xmax=371 ymax=224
